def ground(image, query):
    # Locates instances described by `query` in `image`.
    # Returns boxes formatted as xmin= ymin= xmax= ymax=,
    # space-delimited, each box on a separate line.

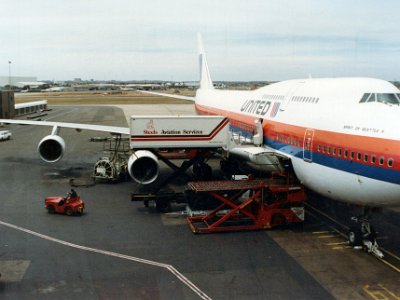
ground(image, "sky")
xmin=1 ymin=0 xmax=400 ymax=82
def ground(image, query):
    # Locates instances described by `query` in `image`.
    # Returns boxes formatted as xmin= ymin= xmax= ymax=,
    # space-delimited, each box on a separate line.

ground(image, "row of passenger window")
xmin=317 ymin=144 xmax=394 ymax=167
xmin=262 ymin=94 xmax=285 ymax=101
xmin=229 ymin=120 xmax=255 ymax=134
xmin=274 ymin=134 xmax=395 ymax=168
xmin=276 ymin=134 xmax=301 ymax=147
xmin=291 ymin=96 xmax=319 ymax=104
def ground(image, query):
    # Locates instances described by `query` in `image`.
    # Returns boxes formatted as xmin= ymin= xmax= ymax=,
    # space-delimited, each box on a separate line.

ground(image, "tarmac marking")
xmin=377 ymin=257 xmax=400 ymax=273
xmin=324 ymin=241 xmax=352 ymax=250
xmin=0 ymin=220 xmax=212 ymax=300
xmin=307 ymin=205 xmax=400 ymax=273
xmin=363 ymin=284 xmax=400 ymax=300
xmin=377 ymin=284 xmax=400 ymax=300
xmin=382 ymin=249 xmax=400 ymax=262
xmin=311 ymin=231 xmax=333 ymax=234
xmin=325 ymin=242 xmax=348 ymax=246
xmin=317 ymin=235 xmax=337 ymax=239
xmin=0 ymin=260 xmax=30 ymax=282
xmin=331 ymin=246 xmax=352 ymax=250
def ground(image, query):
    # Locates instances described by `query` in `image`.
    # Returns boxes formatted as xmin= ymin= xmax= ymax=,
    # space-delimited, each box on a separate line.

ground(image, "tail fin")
xmin=197 ymin=33 xmax=214 ymax=90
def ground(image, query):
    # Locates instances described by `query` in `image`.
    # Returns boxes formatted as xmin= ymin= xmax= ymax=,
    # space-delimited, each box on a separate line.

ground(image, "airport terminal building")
xmin=0 ymin=76 xmax=37 ymax=88
xmin=0 ymin=91 xmax=47 ymax=118
xmin=14 ymin=100 xmax=47 ymax=116
xmin=0 ymin=91 xmax=15 ymax=118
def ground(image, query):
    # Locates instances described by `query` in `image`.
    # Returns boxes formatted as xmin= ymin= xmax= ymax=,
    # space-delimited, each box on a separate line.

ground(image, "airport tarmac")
xmin=0 ymin=105 xmax=399 ymax=299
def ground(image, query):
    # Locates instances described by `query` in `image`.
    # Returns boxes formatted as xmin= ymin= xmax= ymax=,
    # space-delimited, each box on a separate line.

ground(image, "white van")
xmin=0 ymin=130 xmax=12 ymax=140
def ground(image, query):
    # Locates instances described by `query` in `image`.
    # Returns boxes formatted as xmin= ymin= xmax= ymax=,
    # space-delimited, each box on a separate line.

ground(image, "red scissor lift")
xmin=186 ymin=179 xmax=306 ymax=233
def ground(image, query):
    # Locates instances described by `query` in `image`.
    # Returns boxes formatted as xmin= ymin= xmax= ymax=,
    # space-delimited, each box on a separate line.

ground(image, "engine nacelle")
xmin=128 ymin=150 xmax=159 ymax=184
xmin=38 ymin=135 xmax=66 ymax=163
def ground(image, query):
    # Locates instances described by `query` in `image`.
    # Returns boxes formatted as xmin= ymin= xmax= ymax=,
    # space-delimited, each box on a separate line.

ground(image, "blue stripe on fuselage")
xmin=229 ymin=125 xmax=400 ymax=185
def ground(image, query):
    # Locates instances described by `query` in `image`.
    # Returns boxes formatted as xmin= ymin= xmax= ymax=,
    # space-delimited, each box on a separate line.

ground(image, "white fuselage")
xmin=194 ymin=77 xmax=400 ymax=207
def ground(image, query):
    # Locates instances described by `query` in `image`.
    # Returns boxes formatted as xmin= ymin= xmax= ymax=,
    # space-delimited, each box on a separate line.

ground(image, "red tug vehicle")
xmin=45 ymin=189 xmax=85 ymax=216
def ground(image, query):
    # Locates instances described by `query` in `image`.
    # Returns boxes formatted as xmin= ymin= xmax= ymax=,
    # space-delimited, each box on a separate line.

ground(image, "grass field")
xmin=15 ymin=90 xmax=195 ymax=105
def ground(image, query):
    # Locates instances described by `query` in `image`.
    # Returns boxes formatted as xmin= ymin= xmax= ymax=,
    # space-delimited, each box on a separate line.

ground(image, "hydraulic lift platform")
xmin=186 ymin=179 xmax=305 ymax=233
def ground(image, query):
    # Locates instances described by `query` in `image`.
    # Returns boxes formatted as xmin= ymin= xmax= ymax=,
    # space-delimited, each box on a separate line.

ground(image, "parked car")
xmin=0 ymin=130 xmax=11 ymax=141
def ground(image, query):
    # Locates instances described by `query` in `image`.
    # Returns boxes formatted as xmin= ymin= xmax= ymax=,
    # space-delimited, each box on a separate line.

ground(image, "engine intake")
xmin=128 ymin=150 xmax=159 ymax=184
xmin=38 ymin=135 xmax=66 ymax=163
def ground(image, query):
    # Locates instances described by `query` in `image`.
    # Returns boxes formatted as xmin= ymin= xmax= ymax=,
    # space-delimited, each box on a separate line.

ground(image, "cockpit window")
xmin=359 ymin=93 xmax=400 ymax=105
xmin=377 ymin=93 xmax=399 ymax=105
xmin=359 ymin=93 xmax=370 ymax=103
xmin=367 ymin=94 xmax=376 ymax=102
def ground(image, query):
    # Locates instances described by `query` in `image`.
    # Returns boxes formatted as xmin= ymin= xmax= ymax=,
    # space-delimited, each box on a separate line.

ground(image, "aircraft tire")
xmin=348 ymin=227 xmax=362 ymax=247
xmin=155 ymin=199 xmax=171 ymax=213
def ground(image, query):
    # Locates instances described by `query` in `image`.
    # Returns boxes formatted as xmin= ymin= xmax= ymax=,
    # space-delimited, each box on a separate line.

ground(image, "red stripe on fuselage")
xmin=195 ymin=103 xmax=400 ymax=171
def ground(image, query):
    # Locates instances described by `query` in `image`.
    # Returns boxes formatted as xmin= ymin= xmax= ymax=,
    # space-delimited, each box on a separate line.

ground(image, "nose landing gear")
xmin=348 ymin=210 xmax=384 ymax=258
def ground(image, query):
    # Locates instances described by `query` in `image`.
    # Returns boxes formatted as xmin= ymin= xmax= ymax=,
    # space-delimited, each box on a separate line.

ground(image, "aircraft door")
xmin=303 ymin=129 xmax=314 ymax=162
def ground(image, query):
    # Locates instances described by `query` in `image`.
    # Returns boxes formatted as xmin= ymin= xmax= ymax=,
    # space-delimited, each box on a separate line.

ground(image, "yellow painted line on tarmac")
xmin=317 ymin=235 xmax=336 ymax=239
xmin=312 ymin=231 xmax=332 ymax=234
xmin=325 ymin=241 xmax=348 ymax=246
xmin=382 ymin=249 xmax=400 ymax=262
xmin=331 ymin=246 xmax=352 ymax=250
xmin=363 ymin=285 xmax=390 ymax=300
xmin=378 ymin=284 xmax=400 ymax=300
xmin=378 ymin=257 xmax=400 ymax=274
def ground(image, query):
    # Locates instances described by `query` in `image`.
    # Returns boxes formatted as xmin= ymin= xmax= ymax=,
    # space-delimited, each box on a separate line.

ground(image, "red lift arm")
xmin=186 ymin=179 xmax=306 ymax=233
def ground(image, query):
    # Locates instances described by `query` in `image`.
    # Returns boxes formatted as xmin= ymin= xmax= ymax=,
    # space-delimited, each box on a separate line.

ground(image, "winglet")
xmin=197 ymin=33 xmax=214 ymax=90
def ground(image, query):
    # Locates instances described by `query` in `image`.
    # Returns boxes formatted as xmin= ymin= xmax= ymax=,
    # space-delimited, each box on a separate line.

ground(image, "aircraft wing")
xmin=0 ymin=119 xmax=130 ymax=135
xmin=138 ymin=90 xmax=196 ymax=102
xmin=229 ymin=146 xmax=285 ymax=174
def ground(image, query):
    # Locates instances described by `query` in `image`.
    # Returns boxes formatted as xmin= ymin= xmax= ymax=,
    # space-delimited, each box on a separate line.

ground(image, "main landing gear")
xmin=348 ymin=208 xmax=384 ymax=258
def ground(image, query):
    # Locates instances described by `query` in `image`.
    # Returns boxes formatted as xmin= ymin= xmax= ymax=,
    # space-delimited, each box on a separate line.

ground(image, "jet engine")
xmin=38 ymin=134 xmax=66 ymax=163
xmin=128 ymin=150 xmax=159 ymax=184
